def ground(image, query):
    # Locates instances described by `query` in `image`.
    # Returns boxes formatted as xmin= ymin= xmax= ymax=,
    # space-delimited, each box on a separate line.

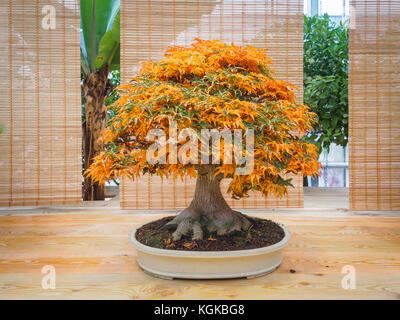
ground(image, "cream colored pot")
xmin=130 ymin=224 xmax=291 ymax=280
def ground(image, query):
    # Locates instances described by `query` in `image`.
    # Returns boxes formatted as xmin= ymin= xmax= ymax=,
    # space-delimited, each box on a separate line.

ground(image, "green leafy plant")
xmin=304 ymin=14 xmax=348 ymax=153
xmin=105 ymin=70 xmax=120 ymax=107
xmin=80 ymin=0 xmax=120 ymax=200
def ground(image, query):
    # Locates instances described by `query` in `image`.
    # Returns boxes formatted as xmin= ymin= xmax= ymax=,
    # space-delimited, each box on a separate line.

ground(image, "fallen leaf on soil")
xmin=183 ymin=241 xmax=198 ymax=249
xmin=207 ymin=237 xmax=217 ymax=241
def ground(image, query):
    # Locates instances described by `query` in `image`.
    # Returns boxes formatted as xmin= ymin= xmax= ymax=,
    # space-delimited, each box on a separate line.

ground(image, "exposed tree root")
xmin=165 ymin=208 xmax=252 ymax=241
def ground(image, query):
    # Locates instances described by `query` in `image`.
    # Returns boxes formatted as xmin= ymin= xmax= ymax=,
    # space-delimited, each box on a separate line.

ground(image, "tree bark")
xmin=303 ymin=176 xmax=309 ymax=187
xmin=166 ymin=166 xmax=252 ymax=241
xmin=82 ymin=68 xmax=112 ymax=201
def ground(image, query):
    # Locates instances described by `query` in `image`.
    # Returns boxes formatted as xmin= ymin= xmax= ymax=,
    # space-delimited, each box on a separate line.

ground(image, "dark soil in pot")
xmin=135 ymin=216 xmax=285 ymax=251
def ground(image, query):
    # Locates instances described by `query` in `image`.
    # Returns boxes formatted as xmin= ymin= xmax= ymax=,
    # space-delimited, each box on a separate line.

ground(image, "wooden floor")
xmin=0 ymin=210 xmax=399 ymax=300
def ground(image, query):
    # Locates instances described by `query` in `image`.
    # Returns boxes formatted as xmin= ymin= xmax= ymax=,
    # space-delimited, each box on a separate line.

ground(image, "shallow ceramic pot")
xmin=129 ymin=223 xmax=291 ymax=280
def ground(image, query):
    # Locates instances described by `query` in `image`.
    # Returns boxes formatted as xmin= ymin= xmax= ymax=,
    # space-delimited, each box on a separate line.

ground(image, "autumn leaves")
xmin=86 ymin=39 xmax=320 ymax=199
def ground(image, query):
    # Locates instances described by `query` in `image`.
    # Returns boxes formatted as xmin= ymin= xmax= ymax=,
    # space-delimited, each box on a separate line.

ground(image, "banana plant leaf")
xmin=94 ymin=12 xmax=120 ymax=71
xmin=80 ymin=0 xmax=120 ymax=74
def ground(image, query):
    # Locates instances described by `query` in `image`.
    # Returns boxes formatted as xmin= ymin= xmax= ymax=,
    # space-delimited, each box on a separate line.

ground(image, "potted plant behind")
xmin=86 ymin=39 xmax=320 ymax=279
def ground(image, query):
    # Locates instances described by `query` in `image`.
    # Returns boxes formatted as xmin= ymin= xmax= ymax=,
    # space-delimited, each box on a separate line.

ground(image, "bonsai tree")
xmin=86 ymin=39 xmax=320 ymax=241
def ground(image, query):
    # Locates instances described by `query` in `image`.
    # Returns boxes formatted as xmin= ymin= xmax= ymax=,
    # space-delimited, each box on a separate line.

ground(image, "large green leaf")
xmin=94 ymin=12 xmax=120 ymax=70
xmin=80 ymin=0 xmax=120 ymax=73
xmin=109 ymin=43 xmax=120 ymax=71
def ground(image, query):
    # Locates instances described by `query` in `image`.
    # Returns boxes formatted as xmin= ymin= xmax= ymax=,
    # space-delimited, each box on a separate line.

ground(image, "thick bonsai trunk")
xmin=166 ymin=166 xmax=252 ymax=241
xmin=82 ymin=68 xmax=112 ymax=201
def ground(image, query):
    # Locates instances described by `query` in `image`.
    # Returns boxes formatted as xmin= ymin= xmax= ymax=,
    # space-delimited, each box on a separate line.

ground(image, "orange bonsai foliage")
xmin=86 ymin=39 xmax=320 ymax=240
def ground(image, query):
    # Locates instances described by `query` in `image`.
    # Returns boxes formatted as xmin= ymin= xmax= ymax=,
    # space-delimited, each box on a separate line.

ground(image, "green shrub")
xmin=304 ymin=14 xmax=348 ymax=153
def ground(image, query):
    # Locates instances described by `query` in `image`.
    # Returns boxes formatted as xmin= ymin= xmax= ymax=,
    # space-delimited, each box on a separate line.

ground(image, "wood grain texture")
xmin=0 ymin=212 xmax=399 ymax=299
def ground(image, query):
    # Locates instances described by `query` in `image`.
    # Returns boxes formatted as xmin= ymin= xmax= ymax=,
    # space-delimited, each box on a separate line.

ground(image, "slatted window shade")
xmin=0 ymin=0 xmax=81 ymax=206
xmin=349 ymin=0 xmax=400 ymax=211
xmin=120 ymin=0 xmax=304 ymax=210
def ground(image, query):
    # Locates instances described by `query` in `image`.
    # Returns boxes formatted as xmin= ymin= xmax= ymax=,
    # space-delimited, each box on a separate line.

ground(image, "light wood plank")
xmin=0 ymin=213 xmax=399 ymax=299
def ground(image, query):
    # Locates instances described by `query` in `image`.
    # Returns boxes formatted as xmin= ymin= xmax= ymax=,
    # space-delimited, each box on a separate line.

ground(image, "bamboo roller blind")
xmin=349 ymin=0 xmax=400 ymax=211
xmin=120 ymin=0 xmax=305 ymax=210
xmin=0 ymin=0 xmax=81 ymax=206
